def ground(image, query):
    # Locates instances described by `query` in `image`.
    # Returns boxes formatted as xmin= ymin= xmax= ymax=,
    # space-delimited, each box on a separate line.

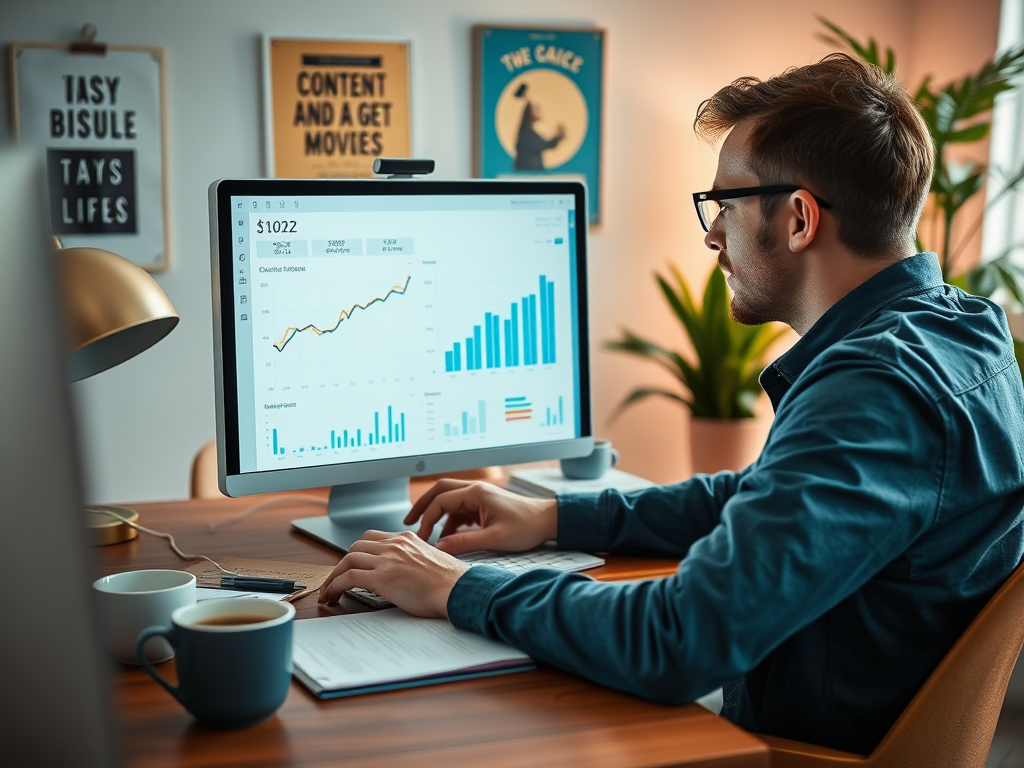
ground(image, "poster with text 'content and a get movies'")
xmin=264 ymin=37 xmax=411 ymax=179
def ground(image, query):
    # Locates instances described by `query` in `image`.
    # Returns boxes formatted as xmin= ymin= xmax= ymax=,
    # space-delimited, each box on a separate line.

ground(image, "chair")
xmin=189 ymin=440 xmax=223 ymax=499
xmin=764 ymin=560 xmax=1024 ymax=768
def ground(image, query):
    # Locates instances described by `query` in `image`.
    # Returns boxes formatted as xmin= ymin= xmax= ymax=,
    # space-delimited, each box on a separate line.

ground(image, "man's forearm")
xmin=557 ymin=471 xmax=742 ymax=558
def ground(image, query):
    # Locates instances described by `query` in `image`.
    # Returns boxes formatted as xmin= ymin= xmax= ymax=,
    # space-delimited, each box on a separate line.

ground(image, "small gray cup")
xmin=561 ymin=439 xmax=619 ymax=480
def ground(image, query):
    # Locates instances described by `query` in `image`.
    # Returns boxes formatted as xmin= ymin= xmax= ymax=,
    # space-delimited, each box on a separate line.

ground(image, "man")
xmin=320 ymin=54 xmax=1024 ymax=755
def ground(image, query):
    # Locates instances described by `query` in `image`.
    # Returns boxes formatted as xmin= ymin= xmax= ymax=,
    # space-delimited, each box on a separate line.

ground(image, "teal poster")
xmin=474 ymin=26 xmax=604 ymax=225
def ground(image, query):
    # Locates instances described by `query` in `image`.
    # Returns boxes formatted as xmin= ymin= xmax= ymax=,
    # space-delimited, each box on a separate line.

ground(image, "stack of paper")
xmin=292 ymin=608 xmax=533 ymax=698
xmin=506 ymin=467 xmax=656 ymax=499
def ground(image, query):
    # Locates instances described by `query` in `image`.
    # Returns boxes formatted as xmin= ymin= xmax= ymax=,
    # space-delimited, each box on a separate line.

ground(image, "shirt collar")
xmin=760 ymin=253 xmax=944 ymax=407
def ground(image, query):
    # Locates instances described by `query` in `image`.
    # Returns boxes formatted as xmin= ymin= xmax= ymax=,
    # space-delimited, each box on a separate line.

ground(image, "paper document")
xmin=292 ymin=608 xmax=532 ymax=697
xmin=507 ymin=467 xmax=656 ymax=498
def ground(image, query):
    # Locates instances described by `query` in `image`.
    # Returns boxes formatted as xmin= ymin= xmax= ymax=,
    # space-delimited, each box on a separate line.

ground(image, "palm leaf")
xmin=815 ymin=16 xmax=896 ymax=73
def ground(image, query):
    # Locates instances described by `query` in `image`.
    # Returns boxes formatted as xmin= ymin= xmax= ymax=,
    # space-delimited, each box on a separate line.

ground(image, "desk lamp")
xmin=54 ymin=238 xmax=180 ymax=544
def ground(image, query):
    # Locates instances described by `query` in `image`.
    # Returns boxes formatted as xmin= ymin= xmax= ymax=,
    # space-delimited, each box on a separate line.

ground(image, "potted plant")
xmin=605 ymin=263 xmax=787 ymax=474
xmin=818 ymin=19 xmax=1024 ymax=373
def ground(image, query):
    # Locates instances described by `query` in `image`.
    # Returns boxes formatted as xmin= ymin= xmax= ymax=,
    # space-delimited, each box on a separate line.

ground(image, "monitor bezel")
xmin=210 ymin=177 xmax=592 ymax=497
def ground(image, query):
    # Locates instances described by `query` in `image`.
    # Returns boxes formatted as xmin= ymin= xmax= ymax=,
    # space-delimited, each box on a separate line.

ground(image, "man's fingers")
xmin=358 ymin=529 xmax=394 ymax=542
xmin=405 ymin=478 xmax=473 ymax=525
xmin=438 ymin=515 xmax=463 ymax=540
xmin=319 ymin=551 xmax=379 ymax=599
xmin=435 ymin=528 xmax=500 ymax=556
xmin=414 ymin=486 xmax=482 ymax=540
xmin=347 ymin=538 xmax=389 ymax=554
xmin=319 ymin=568 xmax=375 ymax=605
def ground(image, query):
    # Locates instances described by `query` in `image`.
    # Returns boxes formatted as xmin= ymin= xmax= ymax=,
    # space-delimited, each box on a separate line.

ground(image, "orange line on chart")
xmin=273 ymin=276 xmax=412 ymax=352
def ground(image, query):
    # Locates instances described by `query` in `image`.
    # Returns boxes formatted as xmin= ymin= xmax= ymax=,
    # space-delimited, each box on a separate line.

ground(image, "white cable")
xmin=206 ymin=495 xmax=327 ymax=532
xmin=89 ymin=507 xmax=239 ymax=575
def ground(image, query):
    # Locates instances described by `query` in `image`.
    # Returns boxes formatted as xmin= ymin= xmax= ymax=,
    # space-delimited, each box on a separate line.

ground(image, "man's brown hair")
xmin=694 ymin=53 xmax=933 ymax=257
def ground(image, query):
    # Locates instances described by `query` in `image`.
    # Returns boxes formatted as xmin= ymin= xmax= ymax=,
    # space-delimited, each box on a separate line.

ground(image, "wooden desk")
xmin=96 ymin=494 xmax=768 ymax=767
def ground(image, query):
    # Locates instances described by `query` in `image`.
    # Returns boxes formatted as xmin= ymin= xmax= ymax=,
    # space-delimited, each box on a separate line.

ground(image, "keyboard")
xmin=345 ymin=546 xmax=605 ymax=609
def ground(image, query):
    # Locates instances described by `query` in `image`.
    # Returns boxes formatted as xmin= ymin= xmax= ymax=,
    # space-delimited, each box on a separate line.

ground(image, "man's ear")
xmin=787 ymin=191 xmax=821 ymax=253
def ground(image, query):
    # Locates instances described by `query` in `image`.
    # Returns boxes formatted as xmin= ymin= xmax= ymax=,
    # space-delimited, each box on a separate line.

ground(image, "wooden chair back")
xmin=765 ymin=559 xmax=1024 ymax=768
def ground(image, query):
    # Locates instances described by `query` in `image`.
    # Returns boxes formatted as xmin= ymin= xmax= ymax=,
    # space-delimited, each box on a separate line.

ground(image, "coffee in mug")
xmin=137 ymin=597 xmax=295 ymax=728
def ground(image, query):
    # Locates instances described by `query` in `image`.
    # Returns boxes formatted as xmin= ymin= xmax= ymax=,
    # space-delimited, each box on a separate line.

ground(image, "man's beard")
xmin=726 ymin=216 xmax=790 ymax=326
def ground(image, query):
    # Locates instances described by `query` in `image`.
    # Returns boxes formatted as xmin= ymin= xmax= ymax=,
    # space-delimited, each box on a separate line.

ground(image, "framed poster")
xmin=10 ymin=42 xmax=170 ymax=271
xmin=264 ymin=37 xmax=411 ymax=179
xmin=474 ymin=25 xmax=604 ymax=226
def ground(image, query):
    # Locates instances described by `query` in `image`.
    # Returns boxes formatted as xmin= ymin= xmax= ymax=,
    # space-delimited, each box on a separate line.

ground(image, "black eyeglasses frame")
xmin=692 ymin=185 xmax=834 ymax=232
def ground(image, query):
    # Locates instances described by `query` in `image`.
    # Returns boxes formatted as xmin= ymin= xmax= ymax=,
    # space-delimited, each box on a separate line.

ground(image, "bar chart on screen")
xmin=441 ymin=274 xmax=559 ymax=373
xmin=266 ymin=403 xmax=410 ymax=457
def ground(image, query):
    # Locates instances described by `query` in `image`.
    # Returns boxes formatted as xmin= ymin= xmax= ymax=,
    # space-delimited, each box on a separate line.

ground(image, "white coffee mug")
xmin=93 ymin=569 xmax=196 ymax=664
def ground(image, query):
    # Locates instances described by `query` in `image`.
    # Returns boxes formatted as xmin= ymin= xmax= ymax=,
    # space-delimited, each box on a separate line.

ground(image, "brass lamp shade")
xmin=56 ymin=246 xmax=179 ymax=381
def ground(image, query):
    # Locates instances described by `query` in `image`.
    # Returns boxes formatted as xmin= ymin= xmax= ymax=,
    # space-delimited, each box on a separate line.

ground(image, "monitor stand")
xmin=291 ymin=477 xmax=416 ymax=552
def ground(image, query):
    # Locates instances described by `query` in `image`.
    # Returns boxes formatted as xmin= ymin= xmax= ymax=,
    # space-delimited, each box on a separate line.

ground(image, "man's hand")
xmin=318 ymin=530 xmax=470 ymax=618
xmin=405 ymin=479 xmax=558 ymax=556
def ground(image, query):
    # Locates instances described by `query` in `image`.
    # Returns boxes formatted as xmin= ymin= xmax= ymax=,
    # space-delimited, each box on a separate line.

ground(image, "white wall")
xmin=0 ymin=0 xmax=997 ymax=503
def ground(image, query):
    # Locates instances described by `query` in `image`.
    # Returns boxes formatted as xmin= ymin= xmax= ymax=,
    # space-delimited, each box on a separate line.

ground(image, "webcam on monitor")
xmin=372 ymin=158 xmax=435 ymax=177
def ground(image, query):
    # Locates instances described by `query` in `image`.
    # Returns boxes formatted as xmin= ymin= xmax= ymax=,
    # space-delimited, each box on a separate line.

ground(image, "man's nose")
xmin=704 ymin=226 xmax=722 ymax=252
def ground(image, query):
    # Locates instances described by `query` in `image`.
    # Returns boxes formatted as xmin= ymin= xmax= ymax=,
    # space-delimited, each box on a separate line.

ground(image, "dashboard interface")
xmin=217 ymin=183 xmax=587 ymax=476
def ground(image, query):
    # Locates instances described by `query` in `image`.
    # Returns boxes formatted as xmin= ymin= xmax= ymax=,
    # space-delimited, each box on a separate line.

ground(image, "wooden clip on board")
xmin=9 ymin=26 xmax=170 ymax=271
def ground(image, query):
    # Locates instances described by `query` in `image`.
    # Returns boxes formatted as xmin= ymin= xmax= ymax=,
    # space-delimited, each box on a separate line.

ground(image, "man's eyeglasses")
xmin=692 ymin=185 xmax=834 ymax=232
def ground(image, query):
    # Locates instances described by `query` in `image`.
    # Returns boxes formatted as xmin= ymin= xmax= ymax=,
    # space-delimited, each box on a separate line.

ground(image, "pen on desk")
xmin=218 ymin=576 xmax=306 ymax=593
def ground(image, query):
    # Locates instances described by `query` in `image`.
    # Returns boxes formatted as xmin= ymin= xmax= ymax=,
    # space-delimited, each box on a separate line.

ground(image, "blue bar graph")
xmin=445 ymin=400 xmax=487 ymax=437
xmin=544 ymin=396 xmax=566 ymax=426
xmin=442 ymin=275 xmax=556 ymax=372
xmin=521 ymin=297 xmax=532 ymax=365
xmin=540 ymin=276 xmax=549 ymax=365
xmin=491 ymin=315 xmax=500 ymax=368
xmin=485 ymin=313 xmax=494 ymax=368
xmin=511 ymin=302 xmax=519 ymax=365
xmin=528 ymin=294 xmax=538 ymax=366
xmin=546 ymin=278 xmax=556 ymax=364
xmin=271 ymin=405 xmax=407 ymax=456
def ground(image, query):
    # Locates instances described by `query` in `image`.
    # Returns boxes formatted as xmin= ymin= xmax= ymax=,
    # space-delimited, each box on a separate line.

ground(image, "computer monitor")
xmin=209 ymin=178 xmax=592 ymax=550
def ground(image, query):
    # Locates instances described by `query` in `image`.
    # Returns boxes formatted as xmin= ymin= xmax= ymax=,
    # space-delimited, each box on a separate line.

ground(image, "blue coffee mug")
xmin=561 ymin=439 xmax=619 ymax=480
xmin=137 ymin=597 xmax=295 ymax=729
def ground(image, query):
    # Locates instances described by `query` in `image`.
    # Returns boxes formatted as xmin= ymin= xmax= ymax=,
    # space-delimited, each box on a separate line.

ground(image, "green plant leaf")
xmin=603 ymin=330 xmax=691 ymax=385
xmin=605 ymin=263 xmax=781 ymax=419
xmin=816 ymin=17 xmax=896 ymax=72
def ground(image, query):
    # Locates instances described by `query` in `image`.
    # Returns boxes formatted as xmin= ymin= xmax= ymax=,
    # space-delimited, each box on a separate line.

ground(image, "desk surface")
xmin=97 ymin=492 xmax=768 ymax=768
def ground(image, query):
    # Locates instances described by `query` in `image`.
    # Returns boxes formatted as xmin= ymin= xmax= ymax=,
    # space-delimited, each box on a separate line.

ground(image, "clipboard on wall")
xmin=9 ymin=25 xmax=171 ymax=271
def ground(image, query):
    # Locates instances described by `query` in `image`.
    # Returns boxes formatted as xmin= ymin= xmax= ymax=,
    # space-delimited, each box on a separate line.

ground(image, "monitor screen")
xmin=210 ymin=178 xmax=592 ymax=549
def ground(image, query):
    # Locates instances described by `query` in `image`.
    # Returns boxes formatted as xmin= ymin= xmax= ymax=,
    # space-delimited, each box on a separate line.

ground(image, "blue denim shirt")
xmin=447 ymin=253 xmax=1024 ymax=754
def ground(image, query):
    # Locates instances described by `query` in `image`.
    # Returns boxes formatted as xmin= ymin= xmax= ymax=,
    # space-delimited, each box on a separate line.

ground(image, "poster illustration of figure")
xmin=474 ymin=26 xmax=604 ymax=225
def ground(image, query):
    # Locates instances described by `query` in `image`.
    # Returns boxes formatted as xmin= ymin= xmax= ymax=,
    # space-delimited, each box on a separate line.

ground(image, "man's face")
xmin=703 ymin=121 xmax=796 ymax=327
